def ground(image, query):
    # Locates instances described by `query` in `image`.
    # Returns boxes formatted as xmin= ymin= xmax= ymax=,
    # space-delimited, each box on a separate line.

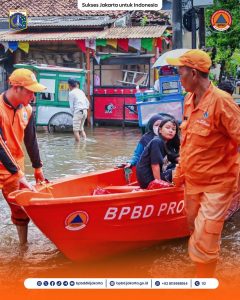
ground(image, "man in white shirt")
xmin=68 ymin=78 xmax=89 ymax=142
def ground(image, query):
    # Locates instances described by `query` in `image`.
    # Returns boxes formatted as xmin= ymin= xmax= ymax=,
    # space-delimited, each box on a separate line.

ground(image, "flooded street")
xmin=0 ymin=127 xmax=239 ymax=291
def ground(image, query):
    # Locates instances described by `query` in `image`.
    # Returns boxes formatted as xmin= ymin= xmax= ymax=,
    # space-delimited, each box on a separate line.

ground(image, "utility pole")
xmin=198 ymin=7 xmax=205 ymax=48
xmin=172 ymin=0 xmax=183 ymax=49
xmin=191 ymin=0 xmax=197 ymax=48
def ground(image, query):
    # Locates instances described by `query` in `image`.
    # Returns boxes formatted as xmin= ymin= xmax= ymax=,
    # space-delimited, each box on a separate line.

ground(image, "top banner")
xmin=78 ymin=0 xmax=162 ymax=11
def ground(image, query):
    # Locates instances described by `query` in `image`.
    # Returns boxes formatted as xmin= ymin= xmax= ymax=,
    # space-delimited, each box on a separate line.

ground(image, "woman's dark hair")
xmin=146 ymin=114 xmax=164 ymax=132
xmin=145 ymin=113 xmax=175 ymax=133
xmin=159 ymin=118 xmax=180 ymax=163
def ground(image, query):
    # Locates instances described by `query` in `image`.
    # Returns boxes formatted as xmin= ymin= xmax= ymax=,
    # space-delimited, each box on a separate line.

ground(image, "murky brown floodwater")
xmin=0 ymin=127 xmax=239 ymax=290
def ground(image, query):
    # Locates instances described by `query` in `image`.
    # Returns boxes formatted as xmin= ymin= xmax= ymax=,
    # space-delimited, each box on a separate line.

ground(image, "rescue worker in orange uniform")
xmin=166 ymin=50 xmax=240 ymax=277
xmin=0 ymin=68 xmax=46 ymax=245
xmin=217 ymin=80 xmax=240 ymax=220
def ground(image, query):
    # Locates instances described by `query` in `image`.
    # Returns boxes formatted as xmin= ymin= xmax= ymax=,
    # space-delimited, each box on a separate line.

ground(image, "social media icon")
xmin=50 ymin=281 xmax=55 ymax=286
xmin=57 ymin=281 xmax=62 ymax=286
xmin=43 ymin=281 xmax=49 ymax=286
xmin=70 ymin=281 xmax=75 ymax=286
xmin=37 ymin=281 xmax=42 ymax=286
xmin=63 ymin=281 xmax=68 ymax=286
xmin=110 ymin=281 xmax=115 ymax=286
xmin=155 ymin=281 xmax=160 ymax=286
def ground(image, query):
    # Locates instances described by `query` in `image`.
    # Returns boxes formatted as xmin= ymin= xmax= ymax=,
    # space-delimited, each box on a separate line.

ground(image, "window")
xmin=58 ymin=81 xmax=69 ymax=102
xmin=39 ymin=78 xmax=55 ymax=101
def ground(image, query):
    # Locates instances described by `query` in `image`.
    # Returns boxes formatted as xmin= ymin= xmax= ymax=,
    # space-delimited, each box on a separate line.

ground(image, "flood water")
xmin=0 ymin=127 xmax=239 ymax=290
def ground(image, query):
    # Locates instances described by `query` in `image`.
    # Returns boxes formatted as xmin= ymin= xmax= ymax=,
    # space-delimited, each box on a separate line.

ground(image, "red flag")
xmin=76 ymin=40 xmax=86 ymax=53
xmin=156 ymin=38 xmax=163 ymax=51
xmin=118 ymin=39 xmax=129 ymax=52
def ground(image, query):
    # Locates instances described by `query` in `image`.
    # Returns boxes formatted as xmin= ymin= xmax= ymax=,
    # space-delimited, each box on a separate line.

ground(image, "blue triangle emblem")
xmin=71 ymin=215 xmax=83 ymax=224
xmin=217 ymin=15 xmax=227 ymax=24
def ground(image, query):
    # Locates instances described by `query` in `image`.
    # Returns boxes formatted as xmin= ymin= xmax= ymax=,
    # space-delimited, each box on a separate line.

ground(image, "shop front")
xmin=93 ymin=54 xmax=154 ymax=126
xmin=0 ymin=25 xmax=172 ymax=128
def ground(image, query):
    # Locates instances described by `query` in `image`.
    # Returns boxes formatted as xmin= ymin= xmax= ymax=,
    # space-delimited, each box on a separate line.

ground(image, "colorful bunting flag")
xmin=18 ymin=41 xmax=29 ymax=53
xmin=107 ymin=39 xmax=117 ymax=49
xmin=8 ymin=41 xmax=18 ymax=52
xmin=94 ymin=55 xmax=101 ymax=64
xmin=129 ymin=39 xmax=141 ymax=51
xmin=100 ymin=54 xmax=112 ymax=60
xmin=163 ymin=30 xmax=172 ymax=37
xmin=118 ymin=39 xmax=129 ymax=52
xmin=163 ymin=37 xmax=171 ymax=45
xmin=85 ymin=39 xmax=96 ymax=51
xmin=141 ymin=38 xmax=153 ymax=51
xmin=0 ymin=42 xmax=9 ymax=52
xmin=96 ymin=39 xmax=107 ymax=47
xmin=155 ymin=38 xmax=163 ymax=52
xmin=76 ymin=40 xmax=86 ymax=53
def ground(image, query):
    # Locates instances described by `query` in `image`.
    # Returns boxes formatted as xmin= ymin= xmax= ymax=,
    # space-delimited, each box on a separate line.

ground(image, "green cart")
xmin=14 ymin=64 xmax=86 ymax=132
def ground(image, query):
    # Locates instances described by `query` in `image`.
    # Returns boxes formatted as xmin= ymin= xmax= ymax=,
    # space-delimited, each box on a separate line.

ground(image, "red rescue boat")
xmin=9 ymin=168 xmax=189 ymax=261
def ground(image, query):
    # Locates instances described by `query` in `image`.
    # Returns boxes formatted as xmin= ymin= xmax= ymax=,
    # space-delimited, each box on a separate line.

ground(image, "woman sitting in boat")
xmin=124 ymin=113 xmax=174 ymax=168
xmin=136 ymin=118 xmax=180 ymax=189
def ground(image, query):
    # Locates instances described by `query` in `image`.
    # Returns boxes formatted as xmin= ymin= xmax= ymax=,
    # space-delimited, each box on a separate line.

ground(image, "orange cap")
xmin=9 ymin=68 xmax=46 ymax=92
xmin=166 ymin=49 xmax=212 ymax=73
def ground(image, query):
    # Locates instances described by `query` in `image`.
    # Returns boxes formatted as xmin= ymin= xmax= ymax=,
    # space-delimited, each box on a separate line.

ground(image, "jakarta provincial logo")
xmin=9 ymin=10 xmax=27 ymax=31
xmin=65 ymin=211 xmax=89 ymax=231
xmin=210 ymin=9 xmax=232 ymax=32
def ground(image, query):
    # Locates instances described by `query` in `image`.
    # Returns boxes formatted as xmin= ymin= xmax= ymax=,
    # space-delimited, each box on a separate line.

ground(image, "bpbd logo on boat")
xmin=65 ymin=211 xmax=89 ymax=231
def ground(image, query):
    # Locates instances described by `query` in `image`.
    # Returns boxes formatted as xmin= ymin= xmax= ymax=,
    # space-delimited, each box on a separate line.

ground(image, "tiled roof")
xmin=0 ymin=0 xmax=126 ymax=18
xmin=0 ymin=0 xmax=171 ymax=24
xmin=103 ymin=26 xmax=168 ymax=39
xmin=0 ymin=26 xmax=168 ymax=42
xmin=131 ymin=10 xmax=171 ymax=26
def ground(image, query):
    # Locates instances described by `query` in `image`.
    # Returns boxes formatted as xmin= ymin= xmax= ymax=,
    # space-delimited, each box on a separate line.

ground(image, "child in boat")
xmin=136 ymin=118 xmax=180 ymax=189
xmin=124 ymin=113 xmax=174 ymax=168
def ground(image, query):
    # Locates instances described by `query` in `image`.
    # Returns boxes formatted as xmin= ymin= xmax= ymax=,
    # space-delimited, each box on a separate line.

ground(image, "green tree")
xmin=205 ymin=0 xmax=240 ymax=81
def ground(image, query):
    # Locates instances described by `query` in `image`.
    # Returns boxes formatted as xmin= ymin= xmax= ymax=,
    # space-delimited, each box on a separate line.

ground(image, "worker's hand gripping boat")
xmin=9 ymin=168 xmax=189 ymax=261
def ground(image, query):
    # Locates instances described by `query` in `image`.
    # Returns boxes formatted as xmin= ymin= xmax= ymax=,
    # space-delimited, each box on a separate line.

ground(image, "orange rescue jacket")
xmin=0 ymin=93 xmax=41 ymax=178
xmin=175 ymin=83 xmax=240 ymax=194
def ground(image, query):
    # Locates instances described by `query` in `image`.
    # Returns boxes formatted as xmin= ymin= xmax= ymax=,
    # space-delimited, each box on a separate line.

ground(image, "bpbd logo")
xmin=9 ymin=10 xmax=27 ymax=31
xmin=65 ymin=211 xmax=89 ymax=231
xmin=210 ymin=9 xmax=232 ymax=32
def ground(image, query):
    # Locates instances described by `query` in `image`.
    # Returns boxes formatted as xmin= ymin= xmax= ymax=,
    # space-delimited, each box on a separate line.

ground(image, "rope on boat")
xmin=39 ymin=180 xmax=54 ymax=196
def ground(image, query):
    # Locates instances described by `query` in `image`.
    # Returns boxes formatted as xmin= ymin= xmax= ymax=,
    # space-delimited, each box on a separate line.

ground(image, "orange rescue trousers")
xmin=0 ymin=174 xmax=30 ymax=226
xmin=184 ymin=192 xmax=233 ymax=264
